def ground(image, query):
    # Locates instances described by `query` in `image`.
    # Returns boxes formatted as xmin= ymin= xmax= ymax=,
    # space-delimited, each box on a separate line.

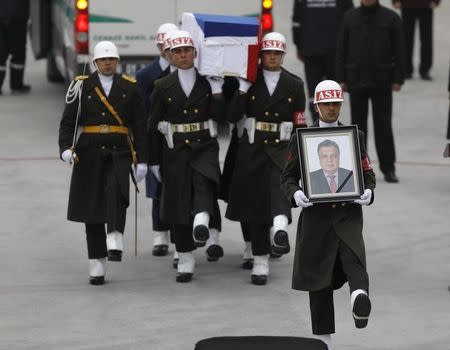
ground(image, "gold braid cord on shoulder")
xmin=94 ymin=87 xmax=138 ymax=165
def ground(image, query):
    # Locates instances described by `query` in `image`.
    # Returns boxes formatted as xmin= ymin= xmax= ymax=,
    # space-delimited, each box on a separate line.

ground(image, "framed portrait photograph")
xmin=295 ymin=125 xmax=364 ymax=203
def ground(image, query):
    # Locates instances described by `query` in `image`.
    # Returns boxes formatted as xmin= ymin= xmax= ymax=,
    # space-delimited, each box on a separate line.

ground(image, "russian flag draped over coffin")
xmin=182 ymin=13 xmax=260 ymax=82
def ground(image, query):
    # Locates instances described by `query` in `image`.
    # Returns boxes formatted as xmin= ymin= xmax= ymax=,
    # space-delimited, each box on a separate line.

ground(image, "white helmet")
xmin=168 ymin=30 xmax=195 ymax=50
xmin=163 ymin=30 xmax=179 ymax=51
xmin=156 ymin=23 xmax=179 ymax=44
xmin=313 ymin=80 xmax=344 ymax=104
xmin=93 ymin=41 xmax=120 ymax=61
xmin=261 ymin=32 xmax=287 ymax=53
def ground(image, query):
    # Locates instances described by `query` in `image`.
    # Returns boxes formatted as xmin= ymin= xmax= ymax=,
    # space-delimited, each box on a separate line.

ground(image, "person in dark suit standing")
xmin=392 ymin=0 xmax=440 ymax=80
xmin=292 ymin=0 xmax=353 ymax=122
xmin=336 ymin=0 xmax=405 ymax=183
xmin=59 ymin=41 xmax=148 ymax=285
xmin=0 ymin=0 xmax=31 ymax=94
xmin=281 ymin=80 xmax=375 ymax=349
xmin=148 ymin=31 xmax=225 ymax=283
xmin=136 ymin=23 xmax=178 ymax=258
xmin=309 ymin=139 xmax=355 ymax=194
xmin=225 ymin=32 xmax=307 ymax=285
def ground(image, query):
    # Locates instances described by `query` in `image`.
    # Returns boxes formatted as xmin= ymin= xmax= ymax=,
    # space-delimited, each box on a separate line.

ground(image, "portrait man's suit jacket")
xmin=309 ymin=167 xmax=355 ymax=194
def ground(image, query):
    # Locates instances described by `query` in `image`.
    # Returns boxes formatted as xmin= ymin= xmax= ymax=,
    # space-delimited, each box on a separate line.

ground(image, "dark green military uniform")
xmin=280 ymin=121 xmax=376 ymax=292
xmin=225 ymin=69 xmax=306 ymax=224
xmin=148 ymin=69 xmax=224 ymax=227
xmin=59 ymin=72 xmax=147 ymax=230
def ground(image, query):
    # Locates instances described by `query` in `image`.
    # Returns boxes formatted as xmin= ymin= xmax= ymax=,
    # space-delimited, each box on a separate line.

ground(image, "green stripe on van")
xmin=90 ymin=15 xmax=133 ymax=23
xmin=54 ymin=0 xmax=132 ymax=23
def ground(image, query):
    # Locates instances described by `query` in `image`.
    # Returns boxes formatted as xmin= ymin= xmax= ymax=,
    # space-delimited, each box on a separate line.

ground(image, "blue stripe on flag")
xmin=193 ymin=13 xmax=259 ymax=37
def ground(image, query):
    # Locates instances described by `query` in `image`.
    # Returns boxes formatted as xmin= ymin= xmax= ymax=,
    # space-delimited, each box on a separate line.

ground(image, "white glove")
xmin=293 ymin=190 xmax=313 ymax=208
xmin=61 ymin=149 xmax=76 ymax=163
xmin=133 ymin=163 xmax=148 ymax=183
xmin=354 ymin=189 xmax=372 ymax=206
xmin=237 ymin=77 xmax=252 ymax=93
xmin=206 ymin=76 xmax=224 ymax=94
xmin=149 ymin=165 xmax=162 ymax=183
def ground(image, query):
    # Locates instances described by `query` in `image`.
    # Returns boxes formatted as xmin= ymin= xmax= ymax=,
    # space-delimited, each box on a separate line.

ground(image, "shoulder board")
xmin=74 ymin=75 xmax=89 ymax=81
xmin=122 ymin=74 xmax=137 ymax=83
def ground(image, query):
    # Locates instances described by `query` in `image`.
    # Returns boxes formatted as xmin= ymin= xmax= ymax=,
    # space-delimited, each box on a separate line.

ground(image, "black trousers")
xmin=240 ymin=222 xmax=271 ymax=256
xmin=241 ymin=222 xmax=252 ymax=242
xmin=401 ymin=7 xmax=433 ymax=76
xmin=303 ymin=51 xmax=337 ymax=122
xmin=172 ymin=170 xmax=218 ymax=252
xmin=0 ymin=18 xmax=27 ymax=89
xmin=350 ymin=88 xmax=396 ymax=174
xmin=85 ymin=224 xmax=108 ymax=259
xmin=152 ymin=198 xmax=170 ymax=232
xmin=309 ymin=241 xmax=369 ymax=335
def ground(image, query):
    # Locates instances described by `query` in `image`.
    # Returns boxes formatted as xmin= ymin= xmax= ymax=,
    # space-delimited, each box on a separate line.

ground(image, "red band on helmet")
xmin=169 ymin=37 xmax=194 ymax=48
xmin=156 ymin=33 xmax=165 ymax=43
xmin=261 ymin=40 xmax=286 ymax=51
xmin=361 ymin=156 xmax=372 ymax=171
xmin=315 ymin=89 xmax=343 ymax=102
xmin=293 ymin=111 xmax=306 ymax=126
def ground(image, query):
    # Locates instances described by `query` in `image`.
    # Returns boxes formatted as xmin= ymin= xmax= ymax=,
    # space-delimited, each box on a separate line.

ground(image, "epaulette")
xmin=74 ymin=75 xmax=89 ymax=81
xmin=122 ymin=74 xmax=137 ymax=83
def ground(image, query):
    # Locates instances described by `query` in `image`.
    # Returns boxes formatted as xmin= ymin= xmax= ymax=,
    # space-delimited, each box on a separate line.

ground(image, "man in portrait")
xmin=309 ymin=139 xmax=355 ymax=194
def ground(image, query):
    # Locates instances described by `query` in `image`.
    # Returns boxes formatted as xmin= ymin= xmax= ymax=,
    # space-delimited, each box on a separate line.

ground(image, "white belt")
xmin=172 ymin=121 xmax=209 ymax=133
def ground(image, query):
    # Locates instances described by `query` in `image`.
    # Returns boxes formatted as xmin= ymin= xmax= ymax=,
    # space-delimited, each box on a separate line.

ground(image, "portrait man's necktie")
xmin=328 ymin=175 xmax=337 ymax=193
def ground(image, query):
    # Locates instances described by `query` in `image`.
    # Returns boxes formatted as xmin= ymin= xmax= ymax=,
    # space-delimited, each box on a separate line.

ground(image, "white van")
xmin=30 ymin=0 xmax=274 ymax=82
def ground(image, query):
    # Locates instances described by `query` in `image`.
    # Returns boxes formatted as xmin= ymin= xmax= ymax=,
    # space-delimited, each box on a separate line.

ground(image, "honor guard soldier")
xmin=148 ymin=31 xmax=225 ymax=283
xmin=0 ymin=0 xmax=31 ymax=94
xmin=280 ymin=80 xmax=376 ymax=349
xmin=136 ymin=23 xmax=178 ymax=258
xmin=58 ymin=41 xmax=148 ymax=285
xmin=225 ymin=32 xmax=307 ymax=285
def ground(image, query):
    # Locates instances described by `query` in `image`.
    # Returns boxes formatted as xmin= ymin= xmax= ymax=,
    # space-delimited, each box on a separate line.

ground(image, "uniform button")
xmin=88 ymin=95 xmax=91 ymax=99
xmin=275 ymin=112 xmax=279 ymax=117
xmin=265 ymin=111 xmax=269 ymax=116
xmin=101 ymin=146 xmax=105 ymax=149
xmin=251 ymin=96 xmax=255 ymax=101
xmin=331 ymin=204 xmax=337 ymax=208
xmin=168 ymin=97 xmax=172 ymax=102
xmin=113 ymin=146 xmax=116 ymax=149
xmin=194 ymin=109 xmax=198 ymax=114
xmin=288 ymin=97 xmax=292 ymax=103
xmin=122 ymin=94 xmax=126 ymax=98
xmin=341 ymin=203 xmax=346 ymax=207
xmin=185 ymin=139 xmax=190 ymax=144
xmin=197 ymin=138 xmax=201 ymax=142
xmin=264 ymin=140 xmax=268 ymax=144
xmin=275 ymin=139 xmax=280 ymax=143
xmin=183 ymin=109 xmax=188 ymax=115
xmin=206 ymin=93 xmax=210 ymax=97
xmin=102 ymin=112 xmax=106 ymax=116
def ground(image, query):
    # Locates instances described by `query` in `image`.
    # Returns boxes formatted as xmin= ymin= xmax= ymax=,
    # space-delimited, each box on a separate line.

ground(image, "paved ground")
xmin=0 ymin=1 xmax=449 ymax=349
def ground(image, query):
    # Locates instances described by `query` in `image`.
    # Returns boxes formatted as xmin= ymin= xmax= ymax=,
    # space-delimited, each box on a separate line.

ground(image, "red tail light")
xmin=75 ymin=1 xmax=89 ymax=54
xmin=260 ymin=0 xmax=273 ymax=34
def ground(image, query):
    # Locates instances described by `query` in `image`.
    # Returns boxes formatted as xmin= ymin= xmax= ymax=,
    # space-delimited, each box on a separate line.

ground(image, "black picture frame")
xmin=295 ymin=125 xmax=364 ymax=203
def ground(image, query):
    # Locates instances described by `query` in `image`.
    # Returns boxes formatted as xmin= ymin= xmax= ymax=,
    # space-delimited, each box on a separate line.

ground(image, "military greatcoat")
xmin=280 ymin=122 xmax=376 ymax=292
xmin=225 ymin=69 xmax=306 ymax=224
xmin=59 ymin=72 xmax=147 ymax=223
xmin=148 ymin=69 xmax=225 ymax=225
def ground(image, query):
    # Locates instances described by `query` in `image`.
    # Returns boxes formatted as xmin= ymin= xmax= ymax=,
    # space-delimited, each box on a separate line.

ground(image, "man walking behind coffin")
xmin=281 ymin=80 xmax=376 ymax=349
xmin=58 ymin=41 xmax=148 ymax=285
xmin=147 ymin=31 xmax=225 ymax=283
xmin=136 ymin=23 xmax=178 ymax=258
xmin=225 ymin=32 xmax=307 ymax=286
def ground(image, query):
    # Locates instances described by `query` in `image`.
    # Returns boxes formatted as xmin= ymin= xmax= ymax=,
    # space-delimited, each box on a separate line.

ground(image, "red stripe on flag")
xmin=247 ymin=44 xmax=259 ymax=82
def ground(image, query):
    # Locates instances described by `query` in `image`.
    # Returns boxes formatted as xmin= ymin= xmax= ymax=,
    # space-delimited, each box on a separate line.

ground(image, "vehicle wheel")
xmin=46 ymin=52 xmax=64 ymax=83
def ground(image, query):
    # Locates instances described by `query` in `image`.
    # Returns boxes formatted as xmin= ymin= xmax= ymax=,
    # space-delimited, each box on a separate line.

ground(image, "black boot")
xmin=10 ymin=65 xmax=31 ymax=93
